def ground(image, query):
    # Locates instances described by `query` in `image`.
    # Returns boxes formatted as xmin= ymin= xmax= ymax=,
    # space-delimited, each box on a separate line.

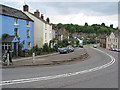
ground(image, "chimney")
xmin=46 ymin=17 xmax=50 ymax=23
xmin=23 ymin=5 xmax=29 ymax=12
xmin=41 ymin=14 xmax=44 ymax=19
xmin=34 ymin=10 xmax=40 ymax=17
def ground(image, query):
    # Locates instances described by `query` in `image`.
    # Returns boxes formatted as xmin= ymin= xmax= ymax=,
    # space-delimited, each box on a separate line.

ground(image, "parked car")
xmin=109 ymin=47 xmax=116 ymax=51
xmin=93 ymin=45 xmax=97 ymax=48
xmin=116 ymin=48 xmax=120 ymax=52
xmin=59 ymin=47 xmax=69 ymax=54
xmin=67 ymin=45 xmax=74 ymax=52
xmin=79 ymin=43 xmax=83 ymax=48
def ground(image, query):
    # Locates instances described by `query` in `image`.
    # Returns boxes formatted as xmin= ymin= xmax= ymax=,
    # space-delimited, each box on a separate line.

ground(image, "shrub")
xmin=2 ymin=33 xmax=10 ymax=39
xmin=43 ymin=43 xmax=49 ymax=52
xmin=18 ymin=43 xmax=23 ymax=56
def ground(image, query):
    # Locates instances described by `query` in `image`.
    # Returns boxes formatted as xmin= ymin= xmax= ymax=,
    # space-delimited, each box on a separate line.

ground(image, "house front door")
xmin=14 ymin=43 xmax=17 ymax=56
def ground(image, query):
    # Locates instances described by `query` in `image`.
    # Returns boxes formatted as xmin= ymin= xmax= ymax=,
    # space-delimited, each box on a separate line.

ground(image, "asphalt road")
xmin=1 ymin=45 xmax=118 ymax=88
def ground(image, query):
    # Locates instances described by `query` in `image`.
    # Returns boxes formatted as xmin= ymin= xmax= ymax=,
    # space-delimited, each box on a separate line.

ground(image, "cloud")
xmin=51 ymin=13 xmax=118 ymax=28
xmin=0 ymin=1 xmax=118 ymax=28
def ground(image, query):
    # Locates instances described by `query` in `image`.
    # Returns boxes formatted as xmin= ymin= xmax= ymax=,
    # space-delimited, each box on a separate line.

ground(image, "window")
xmin=49 ymin=33 xmax=51 ymax=39
xmin=14 ymin=18 xmax=18 ymax=25
xmin=116 ymin=39 xmax=117 ymax=42
xmin=45 ymin=24 xmax=47 ymax=30
xmin=14 ymin=28 xmax=19 ymax=37
xmin=27 ymin=20 xmax=30 ymax=26
xmin=27 ymin=30 xmax=30 ymax=38
xmin=45 ymin=33 xmax=47 ymax=39
xmin=28 ymin=42 xmax=31 ymax=49
xmin=23 ymin=41 xmax=25 ymax=44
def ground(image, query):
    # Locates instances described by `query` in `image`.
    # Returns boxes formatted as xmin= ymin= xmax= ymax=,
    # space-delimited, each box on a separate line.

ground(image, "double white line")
xmin=0 ymin=47 xmax=116 ymax=86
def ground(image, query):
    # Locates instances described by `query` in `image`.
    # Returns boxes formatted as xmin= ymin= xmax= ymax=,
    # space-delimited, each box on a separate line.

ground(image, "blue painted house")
xmin=0 ymin=4 xmax=34 ymax=55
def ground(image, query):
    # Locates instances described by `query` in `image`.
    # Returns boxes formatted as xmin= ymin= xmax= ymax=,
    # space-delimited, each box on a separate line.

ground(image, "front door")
xmin=14 ymin=43 xmax=17 ymax=56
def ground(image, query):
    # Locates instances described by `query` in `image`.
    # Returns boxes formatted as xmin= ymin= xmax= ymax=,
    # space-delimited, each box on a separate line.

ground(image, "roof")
xmin=2 ymin=36 xmax=19 ymax=43
xmin=29 ymin=12 xmax=51 ymax=25
xmin=114 ymin=30 xmax=120 ymax=37
xmin=0 ymin=4 xmax=33 ymax=21
xmin=100 ymin=35 xmax=107 ymax=39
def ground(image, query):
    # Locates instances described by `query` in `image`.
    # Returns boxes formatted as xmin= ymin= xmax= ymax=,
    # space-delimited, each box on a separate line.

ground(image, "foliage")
xmin=43 ymin=43 xmax=49 ymax=52
xmin=52 ymin=23 xmax=116 ymax=35
xmin=76 ymin=40 xmax=79 ymax=46
xmin=85 ymin=22 xmax=88 ymax=26
xmin=18 ymin=43 xmax=23 ymax=56
xmin=2 ymin=33 xmax=10 ymax=39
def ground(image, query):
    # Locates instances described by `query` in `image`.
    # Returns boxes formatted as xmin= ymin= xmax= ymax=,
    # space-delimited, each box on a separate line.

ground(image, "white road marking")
xmin=0 ymin=47 xmax=116 ymax=86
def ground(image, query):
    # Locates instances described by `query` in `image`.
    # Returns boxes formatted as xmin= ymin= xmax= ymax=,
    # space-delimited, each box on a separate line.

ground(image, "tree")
xmin=2 ymin=33 xmax=10 ymax=39
xmin=101 ymin=23 xmax=105 ymax=27
xmin=85 ymin=22 xmax=88 ymax=26
xmin=43 ymin=43 xmax=49 ymax=52
xmin=110 ymin=24 xmax=113 ymax=28
xmin=76 ymin=40 xmax=79 ymax=46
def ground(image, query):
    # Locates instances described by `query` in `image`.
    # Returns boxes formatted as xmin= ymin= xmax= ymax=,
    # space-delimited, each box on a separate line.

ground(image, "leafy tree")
xmin=43 ymin=43 xmax=49 ymax=52
xmin=76 ymin=40 xmax=79 ymax=46
xmin=110 ymin=24 xmax=113 ymax=28
xmin=85 ymin=22 xmax=88 ymax=26
xmin=2 ymin=33 xmax=10 ymax=39
xmin=101 ymin=23 xmax=105 ymax=27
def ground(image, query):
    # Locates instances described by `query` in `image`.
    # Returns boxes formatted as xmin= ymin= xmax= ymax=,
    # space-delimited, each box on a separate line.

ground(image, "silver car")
xmin=67 ymin=45 xmax=74 ymax=52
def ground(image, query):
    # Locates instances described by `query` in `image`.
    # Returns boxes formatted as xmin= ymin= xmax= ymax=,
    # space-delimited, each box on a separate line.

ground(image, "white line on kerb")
xmin=0 ymin=47 xmax=116 ymax=86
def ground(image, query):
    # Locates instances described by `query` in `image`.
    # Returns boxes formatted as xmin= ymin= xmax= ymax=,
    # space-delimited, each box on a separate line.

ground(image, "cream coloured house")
xmin=106 ymin=30 xmax=119 ymax=50
xmin=23 ymin=5 xmax=52 ymax=48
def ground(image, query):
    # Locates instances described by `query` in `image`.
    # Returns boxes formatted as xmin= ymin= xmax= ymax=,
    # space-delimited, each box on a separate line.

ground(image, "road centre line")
xmin=0 ymin=47 xmax=116 ymax=86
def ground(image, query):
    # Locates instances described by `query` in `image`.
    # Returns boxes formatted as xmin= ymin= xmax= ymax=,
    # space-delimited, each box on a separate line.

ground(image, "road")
xmin=1 ymin=45 xmax=118 ymax=88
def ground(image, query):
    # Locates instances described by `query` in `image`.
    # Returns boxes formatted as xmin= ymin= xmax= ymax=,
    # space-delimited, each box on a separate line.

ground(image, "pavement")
xmin=1 ymin=47 xmax=88 ymax=68
xmin=1 ymin=45 xmax=118 ymax=88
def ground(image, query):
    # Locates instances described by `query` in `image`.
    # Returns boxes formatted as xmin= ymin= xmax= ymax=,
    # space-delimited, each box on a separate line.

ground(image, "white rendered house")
xmin=23 ymin=5 xmax=52 ymax=48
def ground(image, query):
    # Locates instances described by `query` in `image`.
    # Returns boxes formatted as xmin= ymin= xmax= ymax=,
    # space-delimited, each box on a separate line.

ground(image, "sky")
xmin=0 ymin=0 xmax=119 ymax=28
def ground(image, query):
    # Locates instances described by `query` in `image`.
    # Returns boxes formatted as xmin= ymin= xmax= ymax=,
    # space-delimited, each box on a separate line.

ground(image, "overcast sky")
xmin=1 ymin=0 xmax=119 ymax=28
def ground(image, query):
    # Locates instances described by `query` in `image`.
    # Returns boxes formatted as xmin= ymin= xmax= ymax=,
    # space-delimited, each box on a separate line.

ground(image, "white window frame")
xmin=27 ymin=20 xmax=30 ymax=27
xmin=45 ymin=33 xmax=47 ymax=40
xmin=14 ymin=28 xmax=19 ymax=37
xmin=14 ymin=18 xmax=19 ymax=25
xmin=27 ymin=29 xmax=30 ymax=38
xmin=45 ymin=24 xmax=47 ymax=30
xmin=28 ymin=42 xmax=31 ymax=49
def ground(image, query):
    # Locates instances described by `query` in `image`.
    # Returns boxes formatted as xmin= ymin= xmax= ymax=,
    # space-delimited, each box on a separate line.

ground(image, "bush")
xmin=43 ymin=43 xmax=49 ymax=52
xmin=53 ymin=44 xmax=58 ymax=52
xmin=2 ymin=33 xmax=10 ymax=39
xmin=63 ymin=39 xmax=69 ymax=47
xmin=37 ymin=48 xmax=43 ymax=55
xmin=76 ymin=40 xmax=79 ymax=46
xmin=18 ymin=43 xmax=23 ymax=56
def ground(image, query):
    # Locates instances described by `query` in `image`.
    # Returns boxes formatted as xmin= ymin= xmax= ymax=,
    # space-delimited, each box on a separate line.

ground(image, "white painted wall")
xmin=24 ymin=12 xmax=52 ymax=48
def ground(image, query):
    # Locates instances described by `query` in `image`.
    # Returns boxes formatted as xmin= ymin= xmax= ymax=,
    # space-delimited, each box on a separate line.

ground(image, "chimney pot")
xmin=41 ymin=14 xmax=44 ymax=19
xmin=34 ymin=9 xmax=40 ymax=17
xmin=23 ymin=5 xmax=29 ymax=12
xmin=46 ymin=17 xmax=50 ymax=23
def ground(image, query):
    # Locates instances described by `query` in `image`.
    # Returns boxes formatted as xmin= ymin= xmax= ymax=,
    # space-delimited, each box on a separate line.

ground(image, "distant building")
xmin=23 ymin=5 xmax=52 ymax=48
xmin=106 ymin=30 xmax=120 ymax=50
xmin=0 ymin=4 xmax=34 ymax=55
xmin=58 ymin=27 xmax=69 ymax=40
xmin=100 ymin=35 xmax=107 ymax=48
xmin=52 ymin=27 xmax=58 ymax=40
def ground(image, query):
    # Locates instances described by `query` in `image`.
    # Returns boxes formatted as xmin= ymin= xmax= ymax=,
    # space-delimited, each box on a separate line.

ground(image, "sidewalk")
xmin=1 ymin=48 xmax=89 ymax=68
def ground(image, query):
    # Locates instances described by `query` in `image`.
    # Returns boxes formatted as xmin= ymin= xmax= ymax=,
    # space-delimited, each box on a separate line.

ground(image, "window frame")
xmin=14 ymin=18 xmax=19 ymax=25
xmin=14 ymin=28 xmax=19 ymax=37
xmin=27 ymin=29 xmax=30 ymax=38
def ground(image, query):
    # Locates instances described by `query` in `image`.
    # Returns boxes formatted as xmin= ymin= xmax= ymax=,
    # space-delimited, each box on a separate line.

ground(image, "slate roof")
xmin=29 ymin=12 xmax=50 ymax=25
xmin=100 ymin=35 xmax=107 ymax=39
xmin=114 ymin=30 xmax=120 ymax=37
xmin=0 ymin=4 xmax=33 ymax=21
xmin=2 ymin=36 xmax=17 ymax=43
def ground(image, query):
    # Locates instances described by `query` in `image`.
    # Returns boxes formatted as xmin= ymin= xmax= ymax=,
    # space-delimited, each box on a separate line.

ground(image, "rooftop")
xmin=0 ymin=4 xmax=33 ymax=21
